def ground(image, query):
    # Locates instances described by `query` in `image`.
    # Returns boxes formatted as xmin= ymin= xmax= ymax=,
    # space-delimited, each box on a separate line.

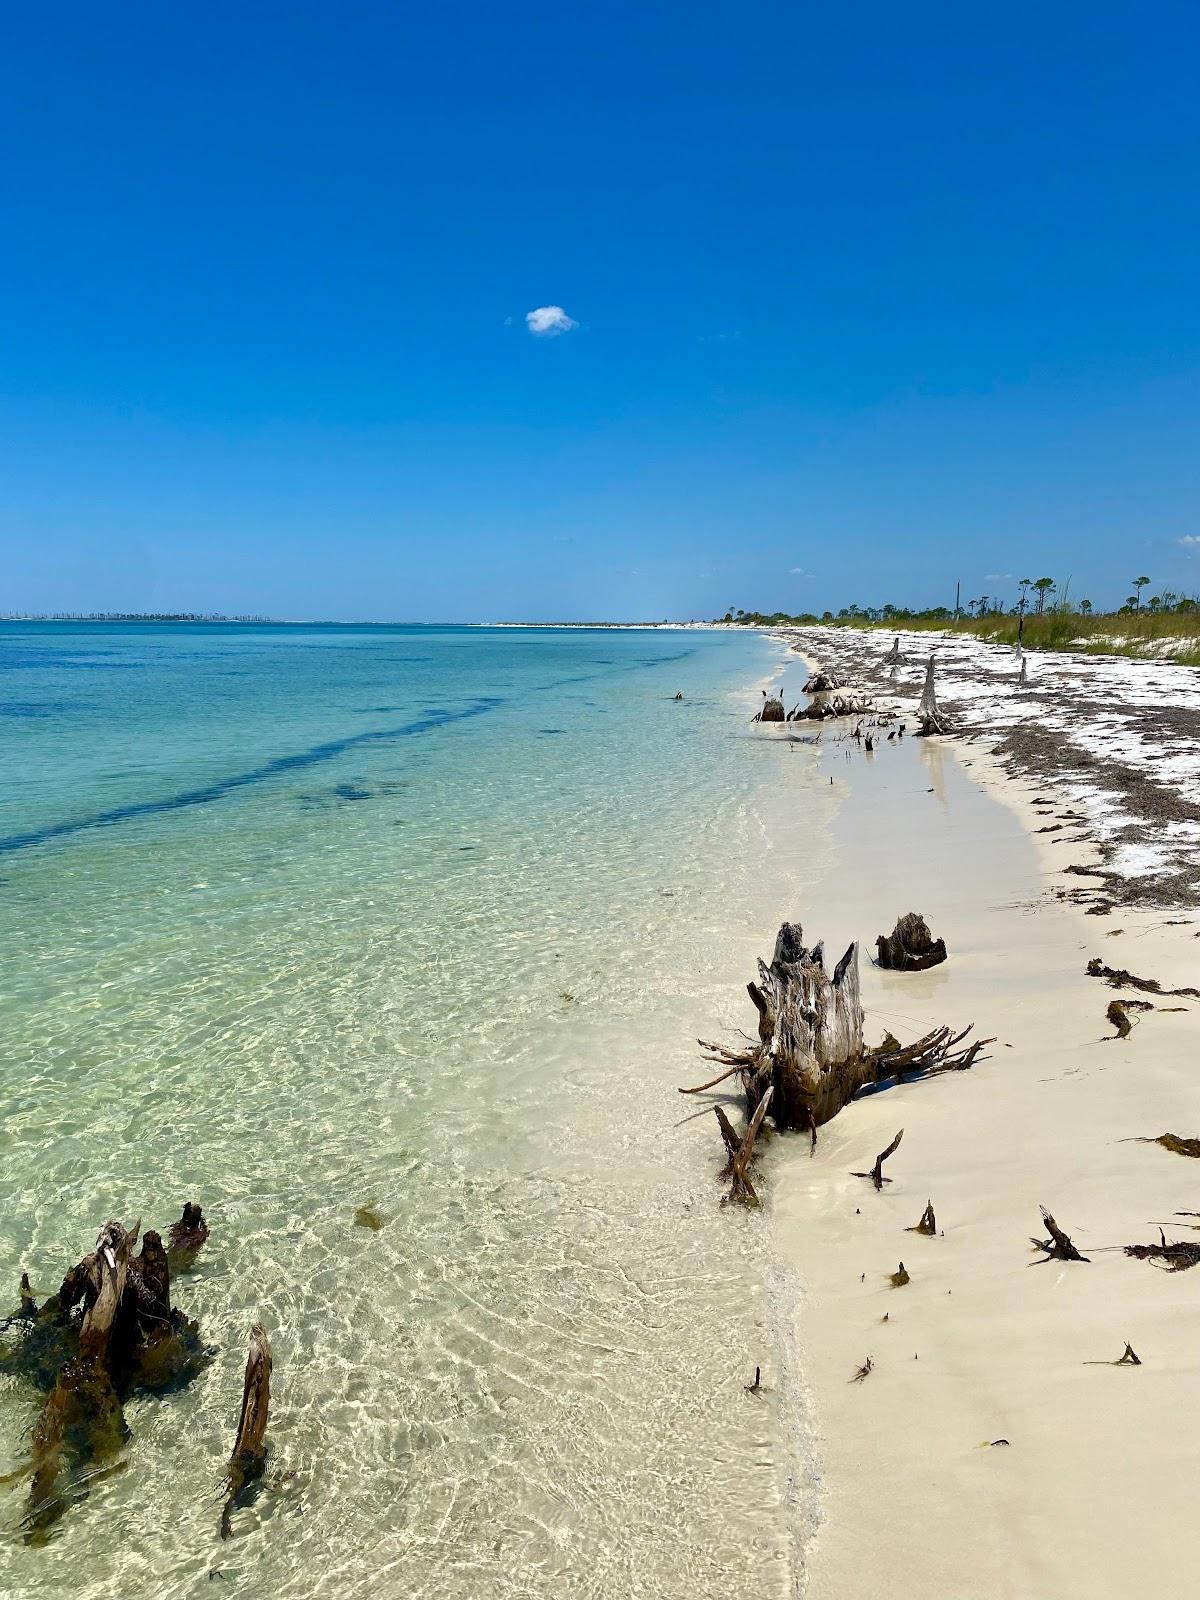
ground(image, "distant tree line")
xmin=1 ymin=612 xmax=273 ymax=622
xmin=717 ymin=574 xmax=1197 ymax=627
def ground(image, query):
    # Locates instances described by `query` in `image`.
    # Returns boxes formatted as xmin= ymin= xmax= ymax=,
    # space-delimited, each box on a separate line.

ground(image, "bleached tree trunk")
xmin=687 ymin=923 xmax=986 ymax=1146
xmin=917 ymin=654 xmax=947 ymax=733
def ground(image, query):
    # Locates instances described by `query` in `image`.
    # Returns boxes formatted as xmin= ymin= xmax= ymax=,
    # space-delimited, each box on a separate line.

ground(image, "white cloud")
xmin=789 ymin=567 xmax=813 ymax=577
xmin=1177 ymin=535 xmax=1200 ymax=547
xmin=984 ymin=572 xmax=1013 ymax=582
xmin=525 ymin=305 xmax=577 ymax=336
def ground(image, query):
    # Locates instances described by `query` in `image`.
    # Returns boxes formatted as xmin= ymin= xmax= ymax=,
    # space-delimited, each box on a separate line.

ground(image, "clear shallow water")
xmin=0 ymin=623 xmax=819 ymax=1598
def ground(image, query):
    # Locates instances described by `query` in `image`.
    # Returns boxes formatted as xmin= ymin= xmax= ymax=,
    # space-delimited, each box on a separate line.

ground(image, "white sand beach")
xmin=742 ymin=633 xmax=1200 ymax=1598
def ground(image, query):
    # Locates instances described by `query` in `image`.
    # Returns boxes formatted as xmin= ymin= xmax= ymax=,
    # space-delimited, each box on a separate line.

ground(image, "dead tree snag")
xmin=688 ymin=924 xmax=985 ymax=1140
xmin=917 ymin=655 xmax=947 ymax=735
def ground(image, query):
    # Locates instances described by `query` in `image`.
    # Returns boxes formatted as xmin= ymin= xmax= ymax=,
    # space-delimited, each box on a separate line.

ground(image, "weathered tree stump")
xmin=802 ymin=671 xmax=844 ymax=693
xmin=222 ymin=1324 xmax=273 ymax=1538
xmin=885 ymin=637 xmax=901 ymax=665
xmin=3 ymin=1207 xmax=214 ymax=1540
xmin=685 ymin=924 xmax=987 ymax=1155
xmin=876 ymin=912 xmax=947 ymax=971
xmin=755 ymin=694 xmax=786 ymax=722
xmin=917 ymin=655 xmax=947 ymax=734
xmin=167 ymin=1202 xmax=210 ymax=1272
xmin=27 ymin=1220 xmax=139 ymax=1538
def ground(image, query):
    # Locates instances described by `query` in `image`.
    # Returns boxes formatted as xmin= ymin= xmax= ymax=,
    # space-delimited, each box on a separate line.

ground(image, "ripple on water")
xmin=0 ymin=624 xmax=813 ymax=1598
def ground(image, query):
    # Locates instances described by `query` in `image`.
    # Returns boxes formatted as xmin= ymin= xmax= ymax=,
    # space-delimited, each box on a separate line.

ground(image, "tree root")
xmin=853 ymin=1129 xmax=904 ymax=1190
xmin=717 ymin=1086 xmax=774 ymax=1207
xmin=1031 ymin=1208 xmax=1089 ymax=1263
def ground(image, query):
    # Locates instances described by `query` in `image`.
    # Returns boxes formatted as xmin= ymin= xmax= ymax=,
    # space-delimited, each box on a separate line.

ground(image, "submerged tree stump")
xmin=2 ymin=1206 xmax=214 ymax=1540
xmin=755 ymin=695 xmax=786 ymax=723
xmin=167 ymin=1202 xmax=210 ymax=1272
xmin=28 ymin=1220 xmax=138 ymax=1537
xmin=685 ymin=924 xmax=987 ymax=1154
xmin=222 ymin=1324 xmax=273 ymax=1538
xmin=876 ymin=912 xmax=947 ymax=971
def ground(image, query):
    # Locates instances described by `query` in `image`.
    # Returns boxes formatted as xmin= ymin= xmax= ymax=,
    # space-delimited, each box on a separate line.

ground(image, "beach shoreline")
xmin=740 ymin=634 xmax=1200 ymax=1598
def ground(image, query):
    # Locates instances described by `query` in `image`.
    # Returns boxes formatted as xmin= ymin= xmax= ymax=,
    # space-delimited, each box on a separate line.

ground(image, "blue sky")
xmin=2 ymin=2 xmax=1198 ymax=620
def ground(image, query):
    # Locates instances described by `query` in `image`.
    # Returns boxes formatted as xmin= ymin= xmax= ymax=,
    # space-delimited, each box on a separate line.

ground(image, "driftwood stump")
xmin=3 ymin=1207 xmax=213 ymax=1540
xmin=876 ymin=912 xmax=947 ymax=972
xmin=222 ymin=1324 xmax=273 ymax=1538
xmin=28 ymin=1221 xmax=138 ymax=1537
xmin=686 ymin=924 xmax=987 ymax=1150
xmin=756 ymin=695 xmax=786 ymax=723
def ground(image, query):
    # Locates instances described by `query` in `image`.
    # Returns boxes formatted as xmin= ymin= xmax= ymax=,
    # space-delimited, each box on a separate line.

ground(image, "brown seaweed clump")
xmin=1125 ymin=1230 xmax=1200 ymax=1273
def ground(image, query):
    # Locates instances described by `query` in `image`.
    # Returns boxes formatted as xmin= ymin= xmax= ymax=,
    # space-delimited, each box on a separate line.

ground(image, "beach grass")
xmin=733 ymin=606 xmax=1200 ymax=666
xmin=844 ymin=609 xmax=1200 ymax=666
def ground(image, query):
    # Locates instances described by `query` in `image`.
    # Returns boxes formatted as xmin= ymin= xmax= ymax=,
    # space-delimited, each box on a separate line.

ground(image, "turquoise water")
xmin=0 ymin=623 xmax=815 ymax=1598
